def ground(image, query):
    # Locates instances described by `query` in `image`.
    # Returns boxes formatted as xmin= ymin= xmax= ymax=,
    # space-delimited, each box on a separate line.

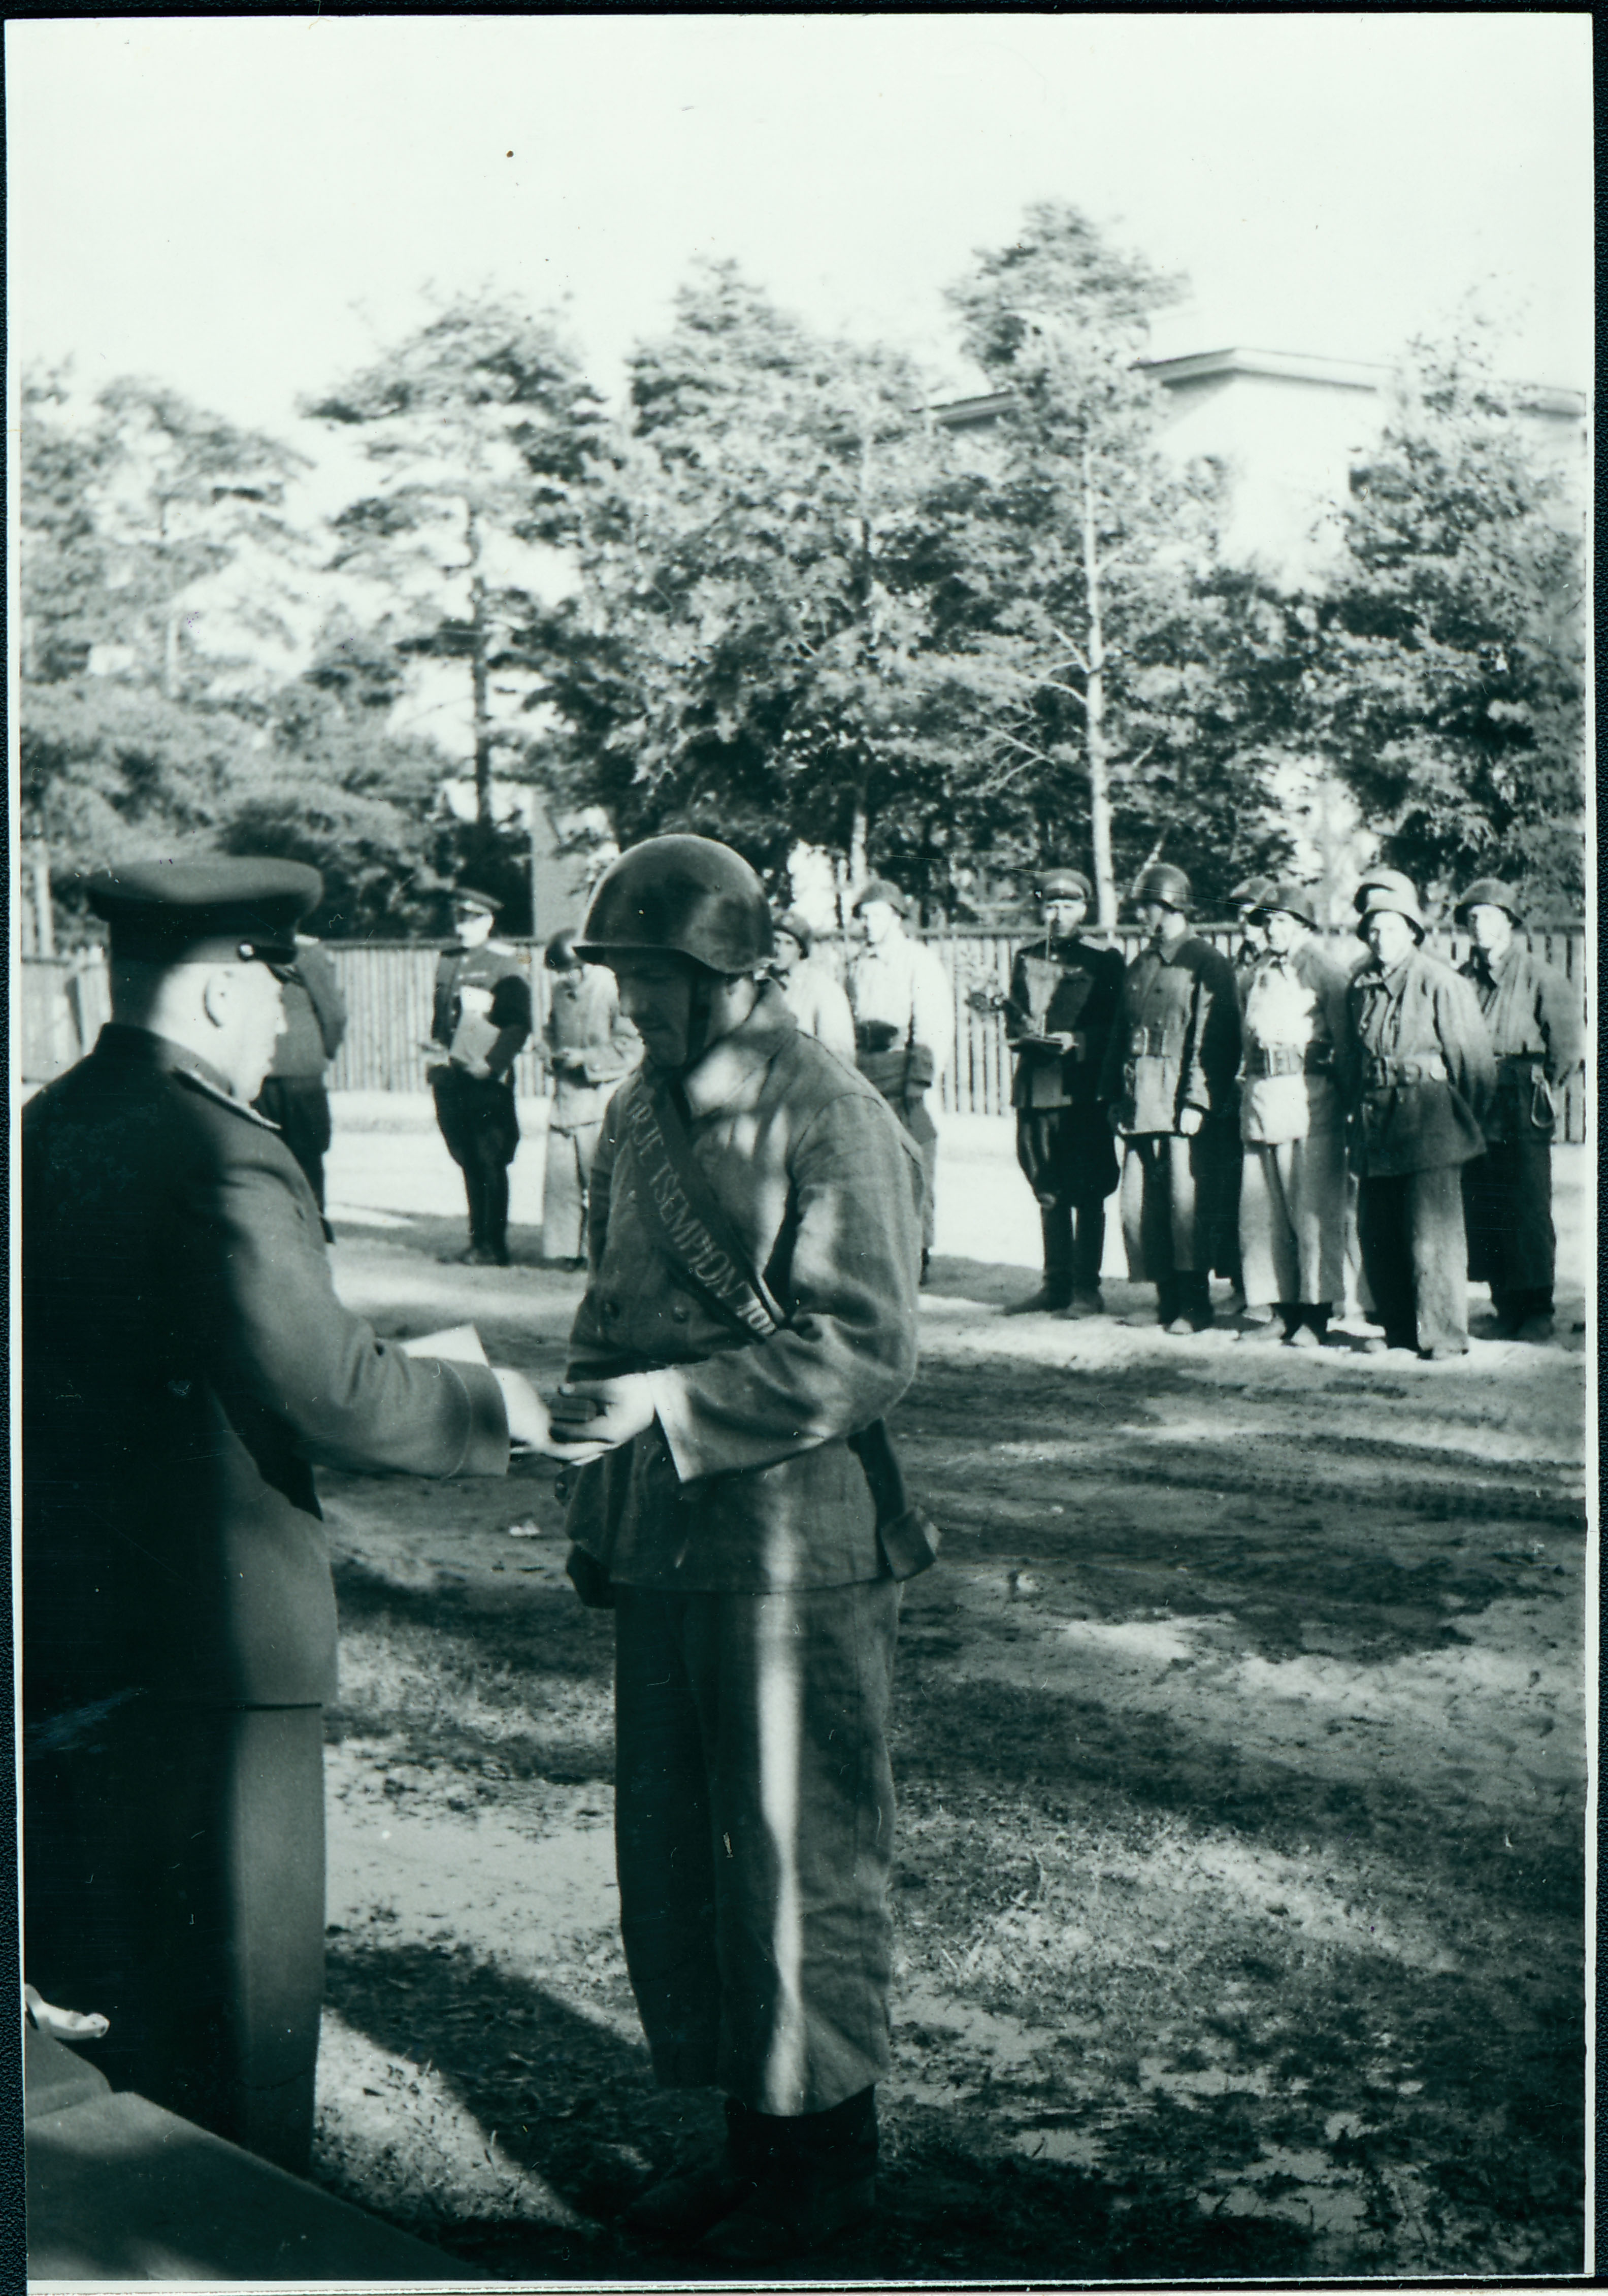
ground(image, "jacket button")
xmin=602 ymin=1299 xmax=619 ymax=1318
xmin=672 ymin=1304 xmax=690 ymax=1323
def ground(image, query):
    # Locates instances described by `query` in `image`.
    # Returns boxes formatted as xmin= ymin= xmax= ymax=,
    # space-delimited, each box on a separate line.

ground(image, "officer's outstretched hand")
xmin=1177 ymin=1105 xmax=1205 ymax=1137
xmin=550 ymin=1375 xmax=657 ymax=1454
xmin=490 ymin=1368 xmax=592 ymax=1461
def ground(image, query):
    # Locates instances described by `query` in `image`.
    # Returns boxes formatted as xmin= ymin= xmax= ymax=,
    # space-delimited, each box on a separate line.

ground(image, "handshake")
xmin=491 ymin=1368 xmax=658 ymax=1463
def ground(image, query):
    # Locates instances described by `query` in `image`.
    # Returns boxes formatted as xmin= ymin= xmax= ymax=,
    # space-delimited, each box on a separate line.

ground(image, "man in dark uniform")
xmin=252 ymin=932 xmax=346 ymax=1228
xmin=549 ymin=835 xmax=929 ymax=2266
xmin=1100 ymin=864 xmax=1241 ymax=1333
xmin=993 ymin=868 xmax=1123 ymax=1317
xmin=1454 ymin=878 xmax=1583 ymax=1340
xmin=428 ymin=887 xmax=533 ymax=1266
xmin=22 ymin=859 xmax=550 ymax=2173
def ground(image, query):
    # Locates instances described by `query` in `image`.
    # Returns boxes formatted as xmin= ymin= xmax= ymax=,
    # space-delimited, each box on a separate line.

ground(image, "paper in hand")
xmin=401 ymin=1324 xmax=489 ymax=1366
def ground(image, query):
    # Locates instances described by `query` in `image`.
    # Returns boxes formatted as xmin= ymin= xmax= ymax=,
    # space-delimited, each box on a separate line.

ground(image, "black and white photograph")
xmin=11 ymin=14 xmax=1592 ymax=2285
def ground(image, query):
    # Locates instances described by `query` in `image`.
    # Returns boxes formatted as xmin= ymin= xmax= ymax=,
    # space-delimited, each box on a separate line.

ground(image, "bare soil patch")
xmin=306 ymin=1159 xmax=1587 ymax=2281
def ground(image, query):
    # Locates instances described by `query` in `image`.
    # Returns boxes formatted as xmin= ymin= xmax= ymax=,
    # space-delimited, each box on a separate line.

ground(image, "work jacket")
xmin=22 ymin=1027 xmax=509 ymax=1720
xmin=1004 ymin=937 xmax=1125 ymax=1111
xmin=544 ymin=964 xmax=640 ymax=1130
xmin=1341 ymin=946 xmax=1496 ymax=1175
xmin=1101 ymin=935 xmax=1241 ymax=1136
xmin=562 ymin=984 xmax=925 ymax=1593
xmin=1238 ymin=937 xmax=1352 ymax=1145
xmin=1459 ymin=941 xmax=1583 ymax=1144
xmin=778 ymin=958 xmax=858 ymax=1066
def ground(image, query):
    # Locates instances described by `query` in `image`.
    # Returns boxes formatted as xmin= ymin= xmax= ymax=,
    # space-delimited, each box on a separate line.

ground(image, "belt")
xmin=1497 ymin=1053 xmax=1547 ymax=1080
xmin=1245 ymin=1043 xmax=1334 ymax=1079
xmin=1129 ymin=1025 xmax=1180 ymax=1057
xmin=1365 ymin=1053 xmax=1448 ymax=1088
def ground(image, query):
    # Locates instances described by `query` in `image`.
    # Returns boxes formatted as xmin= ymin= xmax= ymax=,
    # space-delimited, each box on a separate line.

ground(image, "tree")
xmin=541 ymin=262 xmax=988 ymax=914
xmin=305 ymin=294 xmax=606 ymax=857
xmin=1294 ymin=332 xmax=1586 ymax=910
xmin=938 ymin=204 xmax=1289 ymax=923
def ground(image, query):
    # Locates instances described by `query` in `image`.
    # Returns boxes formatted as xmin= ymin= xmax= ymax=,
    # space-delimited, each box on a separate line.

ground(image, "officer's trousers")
xmin=1358 ymin=1165 xmax=1469 ymax=1353
xmin=1016 ymin=1106 xmax=1118 ymax=1293
xmin=543 ymin=1119 xmax=603 ymax=1261
xmin=613 ymin=1580 xmax=898 ymax=2118
xmin=253 ymin=1078 xmax=333 ymax=1212
xmin=25 ymin=1703 xmax=326 ymax=2173
xmin=433 ymin=1069 xmax=519 ymax=1253
xmin=1462 ymin=1136 xmax=1556 ymax=1314
xmin=1239 ymin=1130 xmax=1348 ymax=1309
xmin=1121 ymin=1132 xmax=1212 ymax=1283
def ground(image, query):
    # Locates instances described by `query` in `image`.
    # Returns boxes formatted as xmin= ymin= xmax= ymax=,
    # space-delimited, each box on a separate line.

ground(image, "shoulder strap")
xmin=621 ymin=1075 xmax=784 ymax=1338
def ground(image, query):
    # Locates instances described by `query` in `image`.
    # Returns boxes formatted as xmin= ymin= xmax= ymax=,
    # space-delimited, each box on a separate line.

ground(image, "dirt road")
xmin=306 ymin=1111 xmax=1587 ymax=2280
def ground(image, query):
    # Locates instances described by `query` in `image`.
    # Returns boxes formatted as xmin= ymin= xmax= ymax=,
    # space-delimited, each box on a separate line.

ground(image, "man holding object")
xmin=546 ymin=833 xmax=930 ymax=2266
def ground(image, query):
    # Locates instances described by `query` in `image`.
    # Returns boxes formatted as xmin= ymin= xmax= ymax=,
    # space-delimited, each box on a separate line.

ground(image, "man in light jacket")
xmin=541 ymin=927 xmax=641 ymax=1265
xmin=846 ymin=878 xmax=951 ymax=1280
xmin=547 ymin=835 xmax=928 ymax=2268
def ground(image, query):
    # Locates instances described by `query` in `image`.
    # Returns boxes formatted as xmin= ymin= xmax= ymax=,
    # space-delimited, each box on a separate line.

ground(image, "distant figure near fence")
xmin=252 ymin=935 xmax=347 ymax=1233
xmin=541 ymin=929 xmax=641 ymax=1267
xmin=426 ymin=888 xmax=533 ymax=1266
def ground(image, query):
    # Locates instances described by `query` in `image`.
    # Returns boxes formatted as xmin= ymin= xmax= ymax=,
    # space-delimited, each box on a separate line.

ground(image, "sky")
xmin=7 ymin=11 xmax=1593 ymax=450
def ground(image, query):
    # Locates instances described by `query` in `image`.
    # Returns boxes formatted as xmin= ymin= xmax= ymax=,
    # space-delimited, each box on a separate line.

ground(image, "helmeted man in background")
xmin=1101 ymin=863 xmax=1241 ymax=1333
xmin=1228 ymin=875 xmax=1277 ymax=996
xmin=1235 ymin=884 xmax=1352 ymax=1348
xmin=846 ymin=878 xmax=951 ymax=1281
xmin=1454 ymin=879 xmax=1583 ymax=1340
xmin=995 ymin=868 xmax=1123 ymax=1317
xmin=547 ymin=834 xmax=930 ymax=2267
xmin=22 ymin=860 xmax=545 ymax=2174
xmin=252 ymin=931 xmax=347 ymax=1234
xmin=770 ymin=906 xmax=857 ymax=1064
xmin=541 ymin=927 xmax=641 ymax=1268
xmin=1340 ymin=874 xmax=1495 ymax=1359
xmin=427 ymin=887 xmax=533 ymax=1266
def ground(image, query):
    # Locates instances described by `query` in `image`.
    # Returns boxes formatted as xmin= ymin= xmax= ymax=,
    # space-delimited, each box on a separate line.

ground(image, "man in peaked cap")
xmin=846 ymin=879 xmax=952 ymax=1281
xmin=1339 ymin=875 xmax=1496 ymax=1359
xmin=991 ymin=868 xmax=1124 ymax=1316
xmin=23 ymin=859 xmax=554 ymax=2173
xmin=1453 ymin=879 xmax=1583 ymax=1339
xmin=427 ymin=885 xmax=534 ymax=1265
xmin=549 ymin=835 xmax=930 ymax=2265
xmin=1099 ymin=863 xmax=1241 ymax=1333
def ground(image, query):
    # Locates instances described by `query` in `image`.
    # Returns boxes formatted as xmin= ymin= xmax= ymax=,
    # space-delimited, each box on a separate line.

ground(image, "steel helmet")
xmin=1256 ymin=881 xmax=1317 ymax=928
xmin=1352 ymin=866 xmax=1419 ymax=914
xmin=1229 ymin=874 xmax=1277 ymax=913
xmin=576 ymin=834 xmax=773 ymax=974
xmin=851 ymin=877 xmax=910 ymax=917
xmin=1133 ymin=863 xmax=1192 ymax=913
xmin=1453 ymin=877 xmax=1524 ymax=926
xmin=1358 ymin=879 xmax=1426 ymax=934
xmin=773 ymin=906 xmax=815 ymax=955
xmin=544 ymin=928 xmax=581 ymax=972
xmin=1035 ymin=867 xmax=1092 ymax=904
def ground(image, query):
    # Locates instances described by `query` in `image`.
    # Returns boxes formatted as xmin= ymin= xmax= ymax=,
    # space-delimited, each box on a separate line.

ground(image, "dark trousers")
xmin=1358 ymin=1166 xmax=1470 ymax=1352
xmin=614 ymin=1580 xmax=898 ymax=2118
xmin=24 ymin=1703 xmax=326 ymax=2173
xmin=432 ymin=1069 xmax=519 ymax=1252
xmin=253 ymin=1077 xmax=333 ymax=1212
xmin=1463 ymin=1137 xmax=1556 ymax=1317
xmin=1016 ymin=1105 xmax=1118 ymax=1295
xmin=1121 ymin=1132 xmax=1212 ymax=1283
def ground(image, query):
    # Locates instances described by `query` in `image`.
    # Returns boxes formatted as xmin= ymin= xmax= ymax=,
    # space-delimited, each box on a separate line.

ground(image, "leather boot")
xmin=698 ymin=2088 xmax=877 ymax=2265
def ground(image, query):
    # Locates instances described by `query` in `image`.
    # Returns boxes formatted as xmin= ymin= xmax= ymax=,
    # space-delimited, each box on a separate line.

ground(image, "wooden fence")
xmin=19 ymin=925 xmax=1590 ymax=1141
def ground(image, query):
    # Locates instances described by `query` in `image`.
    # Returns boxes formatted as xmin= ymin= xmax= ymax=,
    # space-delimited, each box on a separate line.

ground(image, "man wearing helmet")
xmin=995 ymin=868 xmax=1123 ymax=1316
xmin=770 ymin=906 xmax=856 ymax=1063
xmin=540 ymin=928 xmax=641 ymax=1267
xmin=845 ymin=878 xmax=952 ymax=1280
xmin=1340 ymin=876 xmax=1495 ymax=1358
xmin=1235 ymin=884 xmax=1353 ymax=1347
xmin=1453 ymin=880 xmax=1583 ymax=1340
xmin=1099 ymin=863 xmax=1241 ymax=1333
xmin=545 ymin=835 xmax=930 ymax=2265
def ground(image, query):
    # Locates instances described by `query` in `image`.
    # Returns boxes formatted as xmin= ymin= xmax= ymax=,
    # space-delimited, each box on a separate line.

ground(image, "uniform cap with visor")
xmin=1453 ymin=877 xmax=1524 ymax=926
xmin=1132 ymin=862 xmax=1192 ymax=913
xmin=1035 ymin=867 xmax=1092 ymax=904
xmin=86 ymin=858 xmax=322 ymax=973
xmin=577 ymin=834 xmax=773 ymax=975
xmin=451 ymin=887 xmax=501 ymax=920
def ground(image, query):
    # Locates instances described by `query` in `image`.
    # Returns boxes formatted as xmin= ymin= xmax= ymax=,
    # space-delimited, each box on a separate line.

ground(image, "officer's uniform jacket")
xmin=1459 ymin=941 xmax=1583 ymax=1143
xmin=1004 ymin=936 xmax=1124 ymax=1110
xmin=266 ymin=940 xmax=346 ymax=1081
xmin=1341 ymin=947 xmax=1495 ymax=1175
xmin=1238 ymin=937 xmax=1351 ymax=1145
xmin=23 ymin=1027 xmax=510 ymax=1721
xmin=562 ymin=984 xmax=925 ymax=1593
xmin=432 ymin=941 xmax=533 ymax=1080
xmin=545 ymin=964 xmax=640 ymax=1131
xmin=1101 ymin=936 xmax=1241 ymax=1136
